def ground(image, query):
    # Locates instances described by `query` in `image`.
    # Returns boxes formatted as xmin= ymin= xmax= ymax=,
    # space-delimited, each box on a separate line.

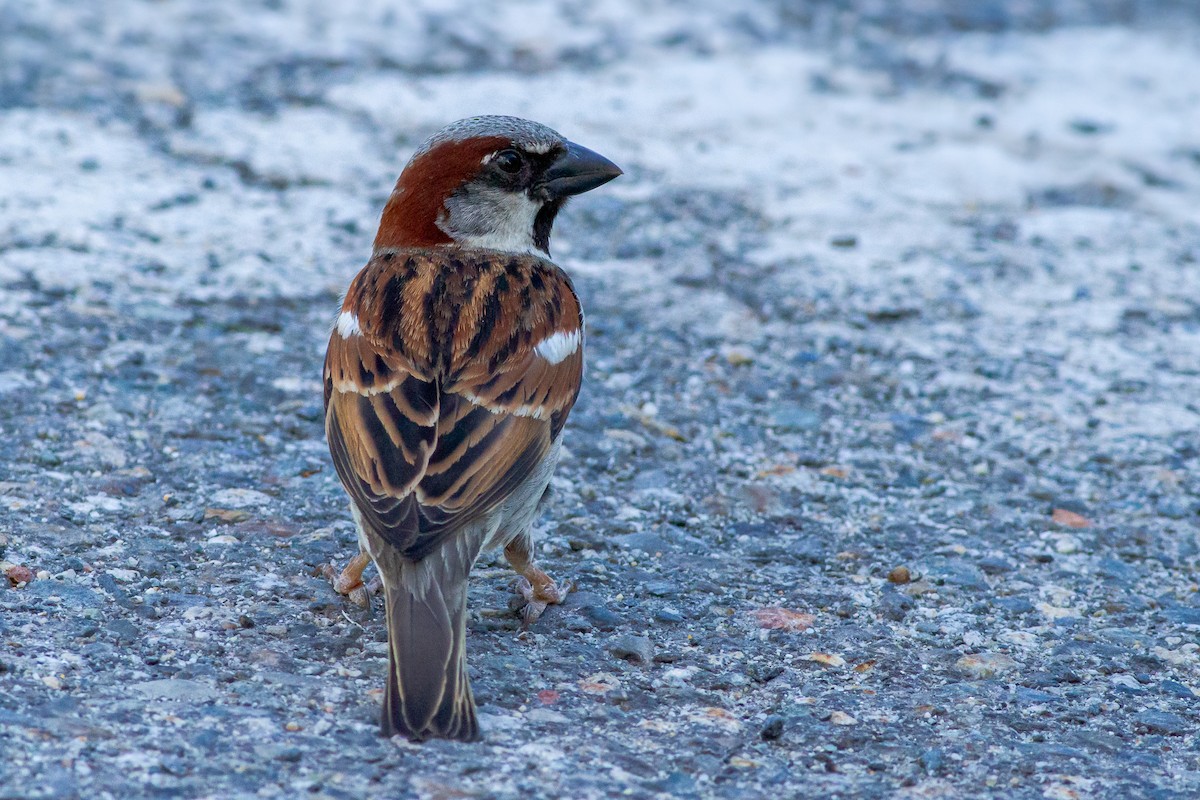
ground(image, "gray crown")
xmin=408 ymin=116 xmax=565 ymax=163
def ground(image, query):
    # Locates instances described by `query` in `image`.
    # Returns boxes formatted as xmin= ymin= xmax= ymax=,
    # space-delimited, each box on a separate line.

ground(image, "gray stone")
xmin=107 ymin=619 xmax=140 ymax=644
xmin=609 ymin=634 xmax=654 ymax=665
xmin=129 ymin=679 xmax=220 ymax=703
xmin=1159 ymin=680 xmax=1196 ymax=699
xmin=760 ymin=714 xmax=785 ymax=740
xmin=1164 ymin=608 xmax=1200 ymax=626
xmin=923 ymin=558 xmax=989 ymax=591
xmin=994 ymin=596 xmax=1035 ymax=614
xmin=878 ymin=588 xmax=915 ymax=620
xmin=977 ymin=556 xmax=1015 ymax=575
xmin=580 ymin=604 xmax=622 ymax=631
xmin=619 ymin=531 xmax=672 ymax=554
xmin=26 ymin=580 xmax=104 ymax=608
xmin=643 ymin=580 xmax=677 ymax=597
xmin=1133 ymin=711 xmax=1192 ymax=736
xmin=919 ymin=748 xmax=946 ymax=775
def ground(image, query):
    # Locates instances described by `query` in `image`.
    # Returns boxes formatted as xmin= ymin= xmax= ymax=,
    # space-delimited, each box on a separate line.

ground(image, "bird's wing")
xmin=323 ymin=250 xmax=583 ymax=561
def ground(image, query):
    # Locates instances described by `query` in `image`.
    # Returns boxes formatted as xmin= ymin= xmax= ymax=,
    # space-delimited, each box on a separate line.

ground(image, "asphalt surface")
xmin=2 ymin=2 xmax=1200 ymax=798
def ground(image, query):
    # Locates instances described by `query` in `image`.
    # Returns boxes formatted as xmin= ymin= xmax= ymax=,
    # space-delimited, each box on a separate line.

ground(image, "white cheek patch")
xmin=336 ymin=311 xmax=362 ymax=338
xmin=533 ymin=329 xmax=581 ymax=365
xmin=439 ymin=186 xmax=549 ymax=258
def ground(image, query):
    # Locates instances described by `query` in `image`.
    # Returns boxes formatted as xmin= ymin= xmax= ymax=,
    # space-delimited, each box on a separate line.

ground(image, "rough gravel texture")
xmin=3 ymin=2 xmax=1200 ymax=799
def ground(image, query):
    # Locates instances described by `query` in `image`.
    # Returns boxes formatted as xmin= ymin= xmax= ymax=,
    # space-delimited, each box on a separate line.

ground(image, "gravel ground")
xmin=3 ymin=2 xmax=1200 ymax=798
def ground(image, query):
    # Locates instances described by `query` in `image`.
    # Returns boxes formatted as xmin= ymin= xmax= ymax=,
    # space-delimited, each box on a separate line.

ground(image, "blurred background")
xmin=2 ymin=0 xmax=1197 ymax=303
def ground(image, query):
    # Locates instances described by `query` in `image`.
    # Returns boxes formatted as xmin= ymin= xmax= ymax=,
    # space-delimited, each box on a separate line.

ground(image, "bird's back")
xmin=323 ymin=246 xmax=584 ymax=561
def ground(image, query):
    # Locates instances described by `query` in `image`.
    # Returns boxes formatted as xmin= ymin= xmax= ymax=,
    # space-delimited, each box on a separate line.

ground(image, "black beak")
xmin=540 ymin=141 xmax=622 ymax=199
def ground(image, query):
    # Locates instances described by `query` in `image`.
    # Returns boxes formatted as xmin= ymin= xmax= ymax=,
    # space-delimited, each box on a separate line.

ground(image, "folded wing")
xmin=324 ymin=250 xmax=583 ymax=561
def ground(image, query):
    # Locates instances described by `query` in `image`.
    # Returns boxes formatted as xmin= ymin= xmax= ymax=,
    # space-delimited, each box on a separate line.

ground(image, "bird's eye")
xmin=493 ymin=149 xmax=523 ymax=174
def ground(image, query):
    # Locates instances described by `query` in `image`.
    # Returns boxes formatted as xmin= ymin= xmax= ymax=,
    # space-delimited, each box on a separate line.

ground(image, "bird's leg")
xmin=321 ymin=548 xmax=381 ymax=609
xmin=504 ymin=537 xmax=571 ymax=626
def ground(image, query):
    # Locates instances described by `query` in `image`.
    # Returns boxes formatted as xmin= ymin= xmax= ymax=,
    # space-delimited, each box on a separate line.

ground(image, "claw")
xmin=516 ymin=577 xmax=548 ymax=626
xmin=322 ymin=551 xmax=378 ymax=609
xmin=515 ymin=574 xmax=572 ymax=627
xmin=347 ymin=584 xmax=372 ymax=609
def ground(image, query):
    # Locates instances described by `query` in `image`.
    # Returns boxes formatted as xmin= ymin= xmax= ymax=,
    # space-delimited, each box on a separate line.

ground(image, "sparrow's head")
xmin=374 ymin=116 xmax=622 ymax=257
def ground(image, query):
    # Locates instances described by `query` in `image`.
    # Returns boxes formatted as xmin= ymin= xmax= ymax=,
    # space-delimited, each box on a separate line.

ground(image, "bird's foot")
xmin=514 ymin=568 xmax=572 ymax=627
xmin=347 ymin=575 xmax=383 ymax=609
xmin=321 ymin=551 xmax=380 ymax=609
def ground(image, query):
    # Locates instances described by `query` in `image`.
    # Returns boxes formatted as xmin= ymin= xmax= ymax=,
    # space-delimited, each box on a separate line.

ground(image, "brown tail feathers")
xmin=378 ymin=547 xmax=479 ymax=741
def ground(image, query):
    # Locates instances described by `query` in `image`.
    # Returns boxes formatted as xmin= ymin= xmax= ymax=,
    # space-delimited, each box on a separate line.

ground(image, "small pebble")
xmin=760 ymin=715 xmax=784 ymax=741
xmin=610 ymin=634 xmax=654 ymax=665
xmin=1133 ymin=710 xmax=1190 ymax=736
xmin=581 ymin=605 xmax=621 ymax=631
xmin=956 ymin=653 xmax=1017 ymax=679
xmin=1054 ymin=535 xmax=1081 ymax=554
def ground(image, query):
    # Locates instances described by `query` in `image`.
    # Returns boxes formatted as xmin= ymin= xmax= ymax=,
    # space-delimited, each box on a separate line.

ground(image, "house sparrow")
xmin=322 ymin=116 xmax=621 ymax=741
